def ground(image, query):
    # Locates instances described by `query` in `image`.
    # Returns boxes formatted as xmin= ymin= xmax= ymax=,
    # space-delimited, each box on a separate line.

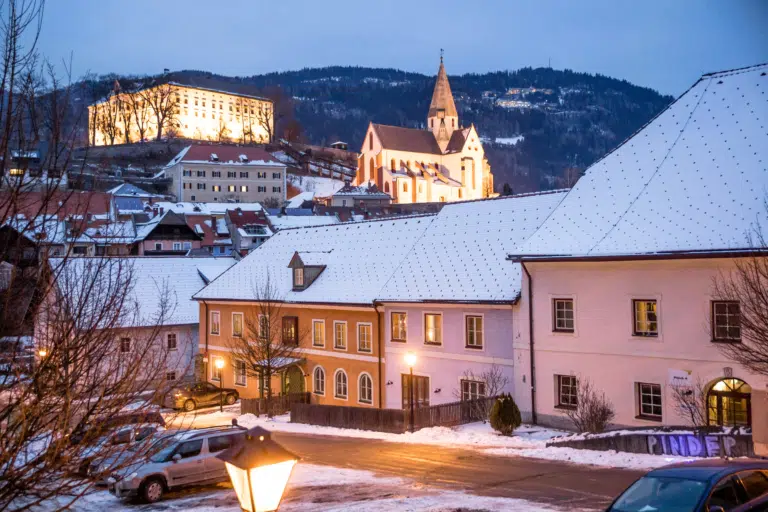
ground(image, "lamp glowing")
xmin=217 ymin=426 xmax=299 ymax=512
xmin=404 ymin=352 xmax=417 ymax=368
xmin=215 ymin=358 xmax=225 ymax=370
xmin=38 ymin=349 xmax=47 ymax=358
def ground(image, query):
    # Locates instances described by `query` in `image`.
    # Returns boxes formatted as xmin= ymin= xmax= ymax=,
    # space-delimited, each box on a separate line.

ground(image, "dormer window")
xmin=293 ymin=267 xmax=305 ymax=288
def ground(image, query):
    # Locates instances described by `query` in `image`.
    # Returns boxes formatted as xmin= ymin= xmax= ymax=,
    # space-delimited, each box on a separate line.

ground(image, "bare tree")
xmin=670 ymin=377 xmax=709 ymax=427
xmin=125 ymin=89 xmax=151 ymax=142
xmin=565 ymin=377 xmax=616 ymax=433
xmin=452 ymin=364 xmax=509 ymax=421
xmin=213 ymin=115 xmax=231 ymax=143
xmin=141 ymin=83 xmax=179 ymax=141
xmin=712 ymin=224 xmax=768 ymax=377
xmin=254 ymin=100 xmax=273 ymax=143
xmin=226 ymin=276 xmax=305 ymax=417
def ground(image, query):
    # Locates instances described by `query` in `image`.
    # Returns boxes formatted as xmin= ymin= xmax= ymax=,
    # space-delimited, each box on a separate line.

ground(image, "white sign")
xmin=668 ymin=368 xmax=692 ymax=387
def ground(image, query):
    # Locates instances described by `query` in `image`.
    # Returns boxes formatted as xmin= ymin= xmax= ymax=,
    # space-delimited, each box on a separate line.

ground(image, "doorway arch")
xmin=707 ymin=378 xmax=751 ymax=427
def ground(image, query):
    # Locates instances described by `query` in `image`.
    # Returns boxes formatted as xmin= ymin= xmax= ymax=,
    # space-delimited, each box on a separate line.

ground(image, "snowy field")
xmin=69 ymin=463 xmax=583 ymax=512
xmin=287 ymin=174 xmax=345 ymax=196
xmin=166 ymin=407 xmax=694 ymax=470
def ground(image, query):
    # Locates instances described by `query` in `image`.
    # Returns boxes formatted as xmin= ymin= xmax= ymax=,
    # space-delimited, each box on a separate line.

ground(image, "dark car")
xmin=70 ymin=410 xmax=166 ymax=446
xmin=163 ymin=382 xmax=239 ymax=412
xmin=607 ymin=459 xmax=768 ymax=512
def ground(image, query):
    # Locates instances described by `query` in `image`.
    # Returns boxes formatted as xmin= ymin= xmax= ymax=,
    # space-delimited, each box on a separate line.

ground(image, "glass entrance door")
xmin=707 ymin=378 xmax=752 ymax=427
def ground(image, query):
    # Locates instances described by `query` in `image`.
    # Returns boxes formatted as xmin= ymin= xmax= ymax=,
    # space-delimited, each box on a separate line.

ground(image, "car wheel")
xmin=140 ymin=477 xmax=165 ymax=504
xmin=225 ymin=394 xmax=237 ymax=405
xmin=183 ymin=399 xmax=196 ymax=412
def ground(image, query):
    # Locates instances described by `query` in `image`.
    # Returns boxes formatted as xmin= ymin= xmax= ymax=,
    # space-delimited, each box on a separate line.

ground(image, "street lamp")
xmin=404 ymin=352 xmax=417 ymax=433
xmin=37 ymin=348 xmax=47 ymax=358
xmin=217 ymin=426 xmax=299 ymax=512
xmin=215 ymin=358 xmax=225 ymax=412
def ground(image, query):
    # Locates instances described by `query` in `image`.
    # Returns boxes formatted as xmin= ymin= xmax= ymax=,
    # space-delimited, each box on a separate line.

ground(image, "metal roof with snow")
xmin=514 ymin=63 xmax=768 ymax=258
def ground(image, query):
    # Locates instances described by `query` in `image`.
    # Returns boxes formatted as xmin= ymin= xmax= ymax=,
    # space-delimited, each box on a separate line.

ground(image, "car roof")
xmin=647 ymin=459 xmax=768 ymax=482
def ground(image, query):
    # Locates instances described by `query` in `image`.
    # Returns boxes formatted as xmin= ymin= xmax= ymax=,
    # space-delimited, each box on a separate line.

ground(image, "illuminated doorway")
xmin=707 ymin=378 xmax=751 ymax=427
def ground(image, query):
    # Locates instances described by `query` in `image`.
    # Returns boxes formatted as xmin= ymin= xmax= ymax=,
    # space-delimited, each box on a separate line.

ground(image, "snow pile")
xmin=287 ymin=174 xmax=345 ymax=197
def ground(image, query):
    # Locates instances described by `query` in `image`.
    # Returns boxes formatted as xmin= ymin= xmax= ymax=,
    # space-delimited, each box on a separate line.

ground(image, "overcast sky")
xmin=37 ymin=0 xmax=767 ymax=96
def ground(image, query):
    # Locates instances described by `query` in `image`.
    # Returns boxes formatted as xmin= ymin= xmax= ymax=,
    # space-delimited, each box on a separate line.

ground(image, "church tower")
xmin=427 ymin=54 xmax=459 ymax=152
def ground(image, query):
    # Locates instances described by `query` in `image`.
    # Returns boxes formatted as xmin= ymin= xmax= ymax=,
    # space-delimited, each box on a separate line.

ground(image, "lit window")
xmin=213 ymin=185 xmax=221 ymax=192
xmin=712 ymin=301 xmax=741 ymax=341
xmin=167 ymin=333 xmax=177 ymax=351
xmin=391 ymin=312 xmax=407 ymax=342
xmin=424 ymin=313 xmax=442 ymax=345
xmin=232 ymin=313 xmax=244 ymax=338
xmin=334 ymin=321 xmax=347 ymax=350
xmin=637 ymin=382 xmax=662 ymax=420
xmin=228 ymin=185 xmax=235 ymax=192
xmin=357 ymin=323 xmax=372 ymax=353
xmin=210 ymin=311 xmax=221 ymax=335
xmin=465 ymin=315 xmax=483 ymax=348
xmin=235 ymin=360 xmax=247 ymax=386
xmin=633 ymin=300 xmax=658 ymax=336
xmin=556 ymin=375 xmax=578 ymax=409
xmin=312 ymin=320 xmax=325 ymax=347
xmin=240 ymin=185 xmax=248 ymax=192
xmin=359 ymin=374 xmax=372 ymax=404
xmin=553 ymin=299 xmax=575 ymax=332
xmin=293 ymin=267 xmax=304 ymax=288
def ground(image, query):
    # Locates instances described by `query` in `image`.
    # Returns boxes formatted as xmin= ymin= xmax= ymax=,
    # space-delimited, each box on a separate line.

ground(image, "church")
xmin=355 ymin=57 xmax=494 ymax=203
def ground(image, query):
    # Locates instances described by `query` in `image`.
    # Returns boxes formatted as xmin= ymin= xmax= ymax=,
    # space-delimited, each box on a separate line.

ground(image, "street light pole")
xmin=404 ymin=352 xmax=417 ymax=433
xmin=215 ymin=358 xmax=225 ymax=413
xmin=409 ymin=366 xmax=414 ymax=433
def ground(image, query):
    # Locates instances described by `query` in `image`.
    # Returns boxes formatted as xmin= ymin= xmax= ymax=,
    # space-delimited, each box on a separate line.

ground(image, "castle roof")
xmin=428 ymin=59 xmax=458 ymax=118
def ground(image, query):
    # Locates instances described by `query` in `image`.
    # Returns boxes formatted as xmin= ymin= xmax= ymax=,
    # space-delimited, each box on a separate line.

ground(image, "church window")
xmin=385 ymin=182 xmax=390 ymax=193
xmin=369 ymin=133 xmax=373 ymax=150
xmin=430 ymin=119 xmax=433 ymax=128
xmin=391 ymin=159 xmax=396 ymax=171
xmin=403 ymin=182 xmax=408 ymax=192
xmin=452 ymin=119 xmax=455 ymax=128
xmin=459 ymin=189 xmax=463 ymax=199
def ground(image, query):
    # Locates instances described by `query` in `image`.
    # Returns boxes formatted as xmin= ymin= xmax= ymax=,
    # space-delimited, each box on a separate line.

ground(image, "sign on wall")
xmin=668 ymin=368 xmax=692 ymax=387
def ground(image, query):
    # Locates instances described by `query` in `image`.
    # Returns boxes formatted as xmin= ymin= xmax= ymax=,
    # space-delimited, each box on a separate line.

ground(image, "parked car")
xmin=607 ymin=459 xmax=768 ymax=512
xmin=107 ymin=425 xmax=246 ymax=503
xmin=82 ymin=425 xmax=167 ymax=480
xmin=90 ymin=429 xmax=179 ymax=484
xmin=163 ymin=382 xmax=239 ymax=412
xmin=70 ymin=410 xmax=165 ymax=446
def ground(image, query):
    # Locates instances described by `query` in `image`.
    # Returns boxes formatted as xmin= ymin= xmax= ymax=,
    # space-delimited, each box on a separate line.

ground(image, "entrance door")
xmin=283 ymin=366 xmax=305 ymax=395
xmin=401 ymin=374 xmax=430 ymax=409
xmin=707 ymin=378 xmax=752 ymax=427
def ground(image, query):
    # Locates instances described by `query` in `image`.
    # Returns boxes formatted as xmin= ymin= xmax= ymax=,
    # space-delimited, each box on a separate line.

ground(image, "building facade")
xmin=88 ymin=81 xmax=273 ymax=146
xmin=355 ymin=57 xmax=494 ymax=203
xmin=165 ymin=145 xmax=287 ymax=204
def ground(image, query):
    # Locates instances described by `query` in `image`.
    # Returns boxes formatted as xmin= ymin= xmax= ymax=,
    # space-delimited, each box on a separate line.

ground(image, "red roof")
xmin=226 ymin=208 xmax=268 ymax=228
xmin=5 ymin=191 xmax=110 ymax=220
xmin=180 ymin=144 xmax=282 ymax=165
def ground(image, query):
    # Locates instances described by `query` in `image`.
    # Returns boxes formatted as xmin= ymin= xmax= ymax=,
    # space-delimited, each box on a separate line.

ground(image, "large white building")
xmin=355 ymin=58 xmax=494 ymax=203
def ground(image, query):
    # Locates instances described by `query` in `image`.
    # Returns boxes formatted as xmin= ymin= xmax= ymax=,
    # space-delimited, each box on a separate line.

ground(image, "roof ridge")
xmin=701 ymin=62 xmax=768 ymax=78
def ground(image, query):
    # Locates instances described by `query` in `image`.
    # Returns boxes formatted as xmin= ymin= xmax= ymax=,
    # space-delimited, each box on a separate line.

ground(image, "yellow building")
xmin=88 ymin=77 xmax=274 ymax=146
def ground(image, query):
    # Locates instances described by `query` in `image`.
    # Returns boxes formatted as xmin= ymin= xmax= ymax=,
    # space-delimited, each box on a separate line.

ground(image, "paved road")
xmin=271 ymin=432 xmax=642 ymax=510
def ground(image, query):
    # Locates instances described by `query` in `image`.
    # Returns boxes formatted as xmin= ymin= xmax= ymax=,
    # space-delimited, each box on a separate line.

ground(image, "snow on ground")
xmin=71 ymin=463 xmax=577 ymax=512
xmin=165 ymin=406 xmax=692 ymax=470
xmin=494 ymin=135 xmax=525 ymax=146
xmin=287 ymin=174 xmax=345 ymax=196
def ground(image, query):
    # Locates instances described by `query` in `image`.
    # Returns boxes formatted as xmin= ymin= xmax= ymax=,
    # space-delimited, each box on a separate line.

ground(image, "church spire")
xmin=428 ymin=51 xmax=458 ymax=151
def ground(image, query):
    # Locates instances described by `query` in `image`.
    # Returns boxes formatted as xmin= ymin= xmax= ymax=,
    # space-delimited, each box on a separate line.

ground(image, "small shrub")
xmin=565 ymin=378 xmax=616 ymax=433
xmin=489 ymin=393 xmax=522 ymax=435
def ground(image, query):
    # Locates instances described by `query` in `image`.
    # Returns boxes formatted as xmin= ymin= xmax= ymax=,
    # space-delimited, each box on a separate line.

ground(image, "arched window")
xmin=369 ymin=132 xmax=373 ymax=150
xmin=384 ymin=182 xmax=390 ymax=193
xmin=359 ymin=373 xmax=373 ymax=404
xmin=391 ymin=158 xmax=396 ymax=171
xmin=368 ymin=158 xmax=374 ymax=184
xmin=313 ymin=367 xmax=325 ymax=396
xmin=458 ymin=189 xmax=463 ymax=199
xmin=334 ymin=370 xmax=348 ymax=399
xmin=403 ymin=182 xmax=408 ymax=193
xmin=707 ymin=378 xmax=751 ymax=426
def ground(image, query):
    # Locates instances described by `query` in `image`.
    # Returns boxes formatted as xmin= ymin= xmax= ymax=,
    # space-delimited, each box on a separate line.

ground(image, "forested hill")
xmin=86 ymin=66 xmax=674 ymax=193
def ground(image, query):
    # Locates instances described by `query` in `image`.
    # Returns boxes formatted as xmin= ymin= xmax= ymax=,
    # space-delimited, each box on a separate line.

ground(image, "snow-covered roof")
xmin=151 ymin=201 xmax=263 ymax=216
xmin=52 ymin=257 xmax=235 ymax=327
xmin=107 ymin=183 xmax=160 ymax=198
xmin=286 ymin=191 xmax=315 ymax=209
xmin=195 ymin=216 xmax=435 ymax=305
xmin=515 ymin=64 xmax=768 ymax=258
xmin=378 ymin=192 xmax=568 ymax=303
xmin=296 ymin=250 xmax=332 ymax=267
xmin=266 ymin=214 xmax=340 ymax=231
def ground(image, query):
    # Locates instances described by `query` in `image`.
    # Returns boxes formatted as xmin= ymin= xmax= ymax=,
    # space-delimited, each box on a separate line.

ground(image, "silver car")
xmin=107 ymin=425 xmax=246 ymax=503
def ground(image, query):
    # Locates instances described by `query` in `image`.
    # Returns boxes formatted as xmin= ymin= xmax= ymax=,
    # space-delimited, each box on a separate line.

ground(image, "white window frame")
xmin=632 ymin=298 xmax=660 ymax=338
xmin=293 ymin=267 xmax=304 ymax=288
xmin=166 ymin=332 xmax=177 ymax=351
xmin=234 ymin=359 xmax=247 ymax=387
xmin=154 ymin=242 xmax=162 ymax=251
xmin=464 ymin=313 xmax=484 ymax=350
xmin=357 ymin=322 xmax=373 ymax=353
xmin=210 ymin=311 xmax=221 ymax=335
xmin=460 ymin=379 xmax=486 ymax=401
xmin=232 ymin=312 xmax=244 ymax=338
xmin=333 ymin=321 xmax=347 ymax=351
xmin=312 ymin=319 xmax=325 ymax=348
xmin=358 ymin=372 xmax=373 ymax=405
xmin=173 ymin=242 xmax=182 ymax=251
xmin=423 ymin=312 xmax=443 ymax=346
xmin=166 ymin=370 xmax=177 ymax=381
xmin=637 ymin=382 xmax=663 ymax=421
xmin=391 ymin=311 xmax=407 ymax=342
xmin=556 ymin=374 xmax=578 ymax=409
xmin=313 ymin=366 xmax=326 ymax=396
xmin=333 ymin=369 xmax=348 ymax=400
xmin=552 ymin=298 xmax=575 ymax=333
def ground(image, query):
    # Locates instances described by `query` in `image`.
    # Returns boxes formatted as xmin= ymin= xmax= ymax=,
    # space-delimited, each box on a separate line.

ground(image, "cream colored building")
xmin=165 ymin=144 xmax=287 ymax=204
xmin=355 ymin=58 xmax=494 ymax=203
xmin=88 ymin=80 xmax=274 ymax=146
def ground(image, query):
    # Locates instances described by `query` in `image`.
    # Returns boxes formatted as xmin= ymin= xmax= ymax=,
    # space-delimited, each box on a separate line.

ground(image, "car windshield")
xmin=610 ymin=476 xmax=708 ymax=512
xmin=148 ymin=435 xmax=181 ymax=463
xmin=128 ymin=431 xmax=163 ymax=453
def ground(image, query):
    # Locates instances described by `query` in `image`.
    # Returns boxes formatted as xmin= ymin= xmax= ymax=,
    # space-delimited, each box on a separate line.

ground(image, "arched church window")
xmin=391 ymin=159 xmax=396 ymax=171
xmin=403 ymin=182 xmax=408 ymax=192
xmin=707 ymin=378 xmax=751 ymax=427
xmin=369 ymin=133 xmax=373 ymax=151
xmin=384 ymin=182 xmax=390 ymax=193
xmin=452 ymin=119 xmax=455 ymax=128
xmin=369 ymin=158 xmax=374 ymax=183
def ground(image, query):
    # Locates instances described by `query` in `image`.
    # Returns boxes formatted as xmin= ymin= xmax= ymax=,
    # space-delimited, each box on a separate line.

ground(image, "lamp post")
xmin=215 ymin=358 xmax=225 ymax=412
xmin=404 ymin=352 xmax=417 ymax=433
xmin=217 ymin=426 xmax=299 ymax=512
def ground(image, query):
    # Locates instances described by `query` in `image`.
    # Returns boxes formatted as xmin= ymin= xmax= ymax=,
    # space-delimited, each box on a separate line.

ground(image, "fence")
xmin=291 ymin=396 xmax=497 ymax=434
xmin=241 ymin=392 xmax=310 ymax=417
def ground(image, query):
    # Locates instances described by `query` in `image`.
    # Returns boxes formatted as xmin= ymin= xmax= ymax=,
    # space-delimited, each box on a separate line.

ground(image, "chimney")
xmin=163 ymin=68 xmax=170 ymax=75
xmin=159 ymin=207 xmax=164 ymax=216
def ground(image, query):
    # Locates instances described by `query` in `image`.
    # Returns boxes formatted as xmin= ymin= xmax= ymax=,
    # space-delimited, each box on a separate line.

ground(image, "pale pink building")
xmin=377 ymin=191 xmax=567 ymax=408
xmin=509 ymin=64 xmax=768 ymax=452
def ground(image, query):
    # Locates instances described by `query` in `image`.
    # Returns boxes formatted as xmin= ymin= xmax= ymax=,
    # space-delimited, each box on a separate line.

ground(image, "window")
xmin=258 ymin=186 xmax=267 ymax=193
xmin=232 ymin=312 xmax=244 ymax=338
xmin=465 ymin=315 xmax=483 ymax=348
xmin=167 ymin=333 xmax=177 ymax=351
xmin=235 ymin=360 xmax=247 ymax=386
xmin=119 ymin=337 xmax=131 ymax=353
xmin=190 ymin=195 xmax=195 ymax=201
xmin=312 ymin=320 xmax=325 ymax=347
xmin=240 ymin=185 xmax=248 ymax=192
xmin=313 ymin=367 xmax=325 ymax=395
xmin=212 ymin=171 xmax=221 ymax=178
xmin=424 ymin=313 xmax=442 ymax=345
xmin=708 ymin=477 xmax=741 ymax=511
xmin=461 ymin=380 xmax=486 ymax=401
xmin=240 ymin=172 xmax=249 ymax=178
xmin=334 ymin=321 xmax=347 ymax=350
xmin=197 ymin=183 xmax=206 ymax=190
xmin=208 ymin=433 xmax=244 ymax=453
xmin=391 ymin=312 xmax=407 ymax=341
xmin=553 ymin=298 xmax=575 ymax=332
xmin=197 ymin=170 xmax=206 ymax=177
xmin=737 ymin=470 xmax=768 ymax=500
xmin=637 ymin=383 xmax=662 ymax=420
xmin=282 ymin=316 xmax=298 ymax=345
xmin=369 ymin=132 xmax=373 ymax=150
xmin=258 ymin=315 xmax=269 ymax=340
xmin=183 ymin=170 xmax=192 ymax=177
xmin=402 ymin=374 xmax=430 ymax=408
xmin=171 ymin=242 xmax=181 ymax=251
xmin=154 ymin=242 xmax=162 ymax=251
xmin=334 ymin=370 xmax=348 ymax=399
xmin=166 ymin=371 xmax=177 ymax=381
xmin=403 ymin=182 xmax=408 ymax=192
xmin=357 ymin=323 xmax=372 ymax=353
xmin=228 ymin=171 xmax=236 ymax=178
xmin=273 ymin=186 xmax=281 ymax=193
xmin=212 ymin=358 xmax=223 ymax=381
xmin=712 ymin=301 xmax=741 ymax=341
xmin=257 ymin=172 xmax=266 ymax=179
xmin=556 ymin=375 xmax=578 ymax=409
xmin=293 ymin=267 xmax=304 ymax=288
xmin=213 ymin=185 xmax=221 ymax=192
xmin=228 ymin=185 xmax=236 ymax=192
xmin=183 ymin=183 xmax=193 ymax=190
xmin=175 ymin=439 xmax=203 ymax=459
xmin=359 ymin=373 xmax=373 ymax=404
xmin=210 ymin=311 xmax=221 ymax=335
xmin=272 ymin=172 xmax=281 ymax=179
xmin=633 ymin=300 xmax=658 ymax=336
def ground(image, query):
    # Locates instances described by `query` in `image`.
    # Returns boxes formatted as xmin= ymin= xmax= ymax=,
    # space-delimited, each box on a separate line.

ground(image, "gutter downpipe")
xmin=521 ymin=262 xmax=537 ymax=425
xmin=375 ymin=303 xmax=384 ymax=409
xmin=202 ymin=300 xmax=209 ymax=381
